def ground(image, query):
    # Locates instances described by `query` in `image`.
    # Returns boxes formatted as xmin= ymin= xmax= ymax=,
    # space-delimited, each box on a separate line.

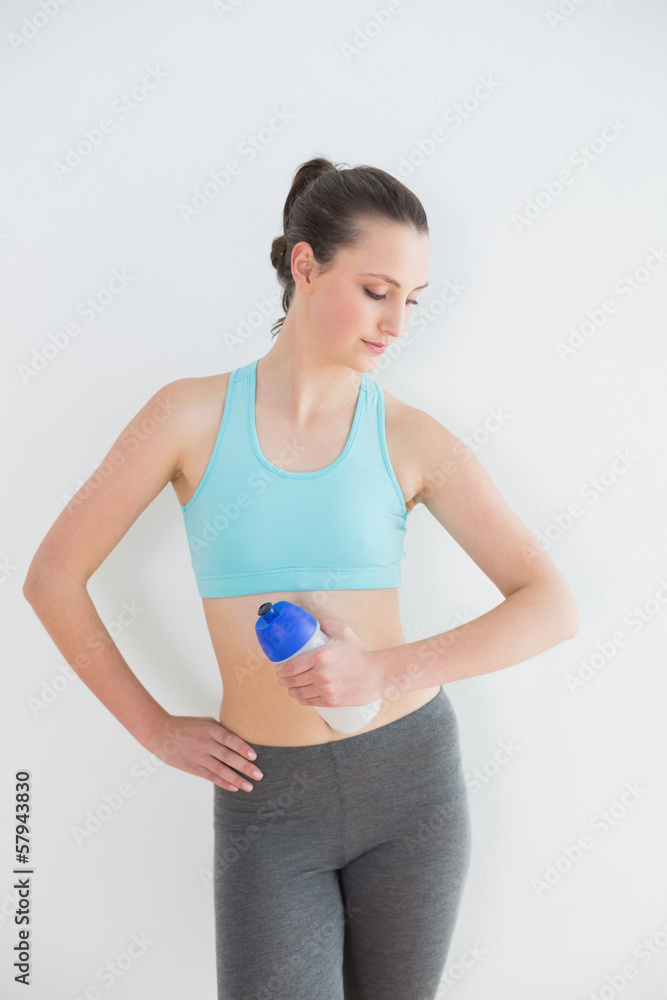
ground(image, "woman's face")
xmin=303 ymin=221 xmax=430 ymax=371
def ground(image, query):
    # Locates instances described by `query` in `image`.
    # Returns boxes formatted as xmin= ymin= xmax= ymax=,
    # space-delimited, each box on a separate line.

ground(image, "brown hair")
xmin=269 ymin=155 xmax=428 ymax=338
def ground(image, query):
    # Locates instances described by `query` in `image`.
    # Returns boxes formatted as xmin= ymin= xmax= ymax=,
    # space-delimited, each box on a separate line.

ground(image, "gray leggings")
xmin=212 ymin=685 xmax=471 ymax=999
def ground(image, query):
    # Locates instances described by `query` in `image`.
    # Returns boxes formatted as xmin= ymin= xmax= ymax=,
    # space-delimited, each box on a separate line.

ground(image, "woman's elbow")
xmin=23 ymin=559 xmax=79 ymax=606
xmin=23 ymin=562 xmax=51 ymax=606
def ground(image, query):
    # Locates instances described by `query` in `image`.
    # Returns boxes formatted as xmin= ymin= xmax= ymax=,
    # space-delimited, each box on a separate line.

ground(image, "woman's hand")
xmin=274 ymin=618 xmax=388 ymax=708
xmin=145 ymin=715 xmax=263 ymax=793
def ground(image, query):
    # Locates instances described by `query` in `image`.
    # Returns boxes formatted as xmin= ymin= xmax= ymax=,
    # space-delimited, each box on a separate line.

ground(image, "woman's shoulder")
xmin=382 ymin=386 xmax=461 ymax=443
xmin=159 ymin=369 xmax=233 ymax=425
xmin=147 ymin=370 xmax=233 ymax=466
xmin=156 ymin=371 xmax=234 ymax=495
xmin=381 ymin=386 xmax=472 ymax=499
xmin=381 ymin=386 xmax=447 ymax=443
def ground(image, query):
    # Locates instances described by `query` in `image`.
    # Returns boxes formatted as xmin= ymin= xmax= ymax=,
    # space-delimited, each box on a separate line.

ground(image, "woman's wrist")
xmin=135 ymin=705 xmax=173 ymax=756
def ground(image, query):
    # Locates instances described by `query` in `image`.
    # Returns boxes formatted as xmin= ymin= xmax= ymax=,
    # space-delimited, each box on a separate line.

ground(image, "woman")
xmin=24 ymin=156 xmax=579 ymax=999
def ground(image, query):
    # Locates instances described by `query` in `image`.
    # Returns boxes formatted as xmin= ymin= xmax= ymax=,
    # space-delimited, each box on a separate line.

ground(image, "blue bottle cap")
xmin=255 ymin=600 xmax=318 ymax=662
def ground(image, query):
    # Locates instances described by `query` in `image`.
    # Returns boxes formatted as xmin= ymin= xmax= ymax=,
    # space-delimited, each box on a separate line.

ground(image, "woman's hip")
xmin=213 ymin=685 xmax=469 ymax=867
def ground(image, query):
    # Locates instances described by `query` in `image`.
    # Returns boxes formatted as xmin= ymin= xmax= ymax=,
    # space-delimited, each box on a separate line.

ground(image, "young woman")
xmin=24 ymin=156 xmax=579 ymax=999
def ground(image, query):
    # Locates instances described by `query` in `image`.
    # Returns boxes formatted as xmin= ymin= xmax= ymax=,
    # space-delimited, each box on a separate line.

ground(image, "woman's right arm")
xmin=22 ymin=380 xmax=261 ymax=793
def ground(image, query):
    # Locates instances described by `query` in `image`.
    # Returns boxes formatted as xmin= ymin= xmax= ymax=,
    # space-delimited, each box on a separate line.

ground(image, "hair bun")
xmin=268 ymin=156 xmax=427 ymax=339
xmin=270 ymin=233 xmax=287 ymax=272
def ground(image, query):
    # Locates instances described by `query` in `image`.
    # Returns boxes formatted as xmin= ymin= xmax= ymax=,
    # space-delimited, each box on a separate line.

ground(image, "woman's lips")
xmin=362 ymin=340 xmax=387 ymax=354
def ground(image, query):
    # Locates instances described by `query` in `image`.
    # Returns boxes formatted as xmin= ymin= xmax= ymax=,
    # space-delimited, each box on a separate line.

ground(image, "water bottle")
xmin=255 ymin=600 xmax=382 ymax=735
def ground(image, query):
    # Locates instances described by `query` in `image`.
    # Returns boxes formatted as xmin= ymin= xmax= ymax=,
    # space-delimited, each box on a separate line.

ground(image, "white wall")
xmin=2 ymin=1 xmax=667 ymax=997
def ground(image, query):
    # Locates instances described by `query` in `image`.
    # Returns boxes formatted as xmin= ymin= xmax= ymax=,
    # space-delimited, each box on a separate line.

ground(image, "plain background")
xmin=2 ymin=1 xmax=667 ymax=997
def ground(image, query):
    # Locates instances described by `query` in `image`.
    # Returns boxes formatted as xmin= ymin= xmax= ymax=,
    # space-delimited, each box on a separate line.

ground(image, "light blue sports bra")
xmin=180 ymin=358 xmax=409 ymax=598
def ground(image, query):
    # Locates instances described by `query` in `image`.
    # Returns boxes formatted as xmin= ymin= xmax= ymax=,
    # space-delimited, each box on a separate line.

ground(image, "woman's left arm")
xmin=377 ymin=410 xmax=580 ymax=692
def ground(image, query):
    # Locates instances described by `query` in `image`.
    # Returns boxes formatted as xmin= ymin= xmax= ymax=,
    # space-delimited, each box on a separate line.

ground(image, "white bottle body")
xmin=274 ymin=625 xmax=382 ymax=735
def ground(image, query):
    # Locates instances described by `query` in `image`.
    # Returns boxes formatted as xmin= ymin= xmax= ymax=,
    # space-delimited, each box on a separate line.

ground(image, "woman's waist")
xmin=217 ymin=671 xmax=442 ymax=747
xmin=207 ymin=588 xmax=415 ymax=745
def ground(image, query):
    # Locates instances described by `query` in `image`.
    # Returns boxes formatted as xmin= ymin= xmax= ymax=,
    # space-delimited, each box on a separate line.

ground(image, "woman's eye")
xmin=364 ymin=288 xmax=419 ymax=306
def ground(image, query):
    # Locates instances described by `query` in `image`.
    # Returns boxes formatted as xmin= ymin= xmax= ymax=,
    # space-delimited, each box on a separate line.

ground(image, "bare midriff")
xmin=172 ymin=369 xmax=440 ymax=747
xmin=204 ymin=587 xmax=441 ymax=746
